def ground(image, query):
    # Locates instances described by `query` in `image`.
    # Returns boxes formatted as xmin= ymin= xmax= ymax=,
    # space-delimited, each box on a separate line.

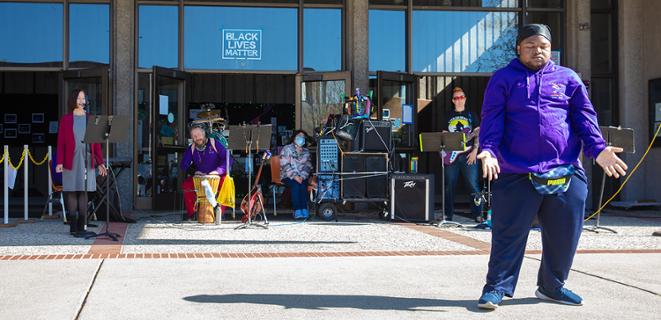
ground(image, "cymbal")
xmin=198 ymin=109 xmax=221 ymax=119
xmin=192 ymin=117 xmax=224 ymax=124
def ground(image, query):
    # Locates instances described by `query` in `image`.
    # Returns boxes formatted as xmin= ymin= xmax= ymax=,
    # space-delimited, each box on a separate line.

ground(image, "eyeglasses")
xmin=452 ymin=96 xmax=465 ymax=101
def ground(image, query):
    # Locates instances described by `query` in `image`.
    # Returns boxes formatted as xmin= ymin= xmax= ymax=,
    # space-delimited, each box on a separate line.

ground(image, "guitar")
xmin=240 ymin=151 xmax=271 ymax=223
xmin=442 ymin=128 xmax=480 ymax=165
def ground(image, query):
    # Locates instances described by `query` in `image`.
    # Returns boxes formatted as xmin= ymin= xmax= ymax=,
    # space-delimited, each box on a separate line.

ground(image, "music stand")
xmin=228 ymin=125 xmax=272 ymax=230
xmin=419 ymin=132 xmax=466 ymax=228
xmin=584 ymin=126 xmax=635 ymax=234
xmin=84 ymin=115 xmax=129 ymax=241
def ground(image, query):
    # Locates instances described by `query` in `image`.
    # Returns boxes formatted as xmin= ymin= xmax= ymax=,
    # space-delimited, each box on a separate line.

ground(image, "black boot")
xmin=68 ymin=213 xmax=79 ymax=235
xmin=75 ymin=212 xmax=95 ymax=238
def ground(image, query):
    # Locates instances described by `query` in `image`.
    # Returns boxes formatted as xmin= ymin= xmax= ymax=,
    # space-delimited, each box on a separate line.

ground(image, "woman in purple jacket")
xmin=476 ymin=24 xmax=627 ymax=310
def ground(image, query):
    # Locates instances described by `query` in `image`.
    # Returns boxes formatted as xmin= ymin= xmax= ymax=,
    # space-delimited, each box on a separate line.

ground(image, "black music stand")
xmin=419 ymin=132 xmax=466 ymax=228
xmin=584 ymin=126 xmax=635 ymax=234
xmin=84 ymin=115 xmax=129 ymax=241
xmin=228 ymin=125 xmax=272 ymax=230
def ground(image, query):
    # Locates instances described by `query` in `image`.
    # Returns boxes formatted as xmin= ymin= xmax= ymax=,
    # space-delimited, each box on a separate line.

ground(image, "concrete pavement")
xmin=2 ymin=253 xmax=660 ymax=320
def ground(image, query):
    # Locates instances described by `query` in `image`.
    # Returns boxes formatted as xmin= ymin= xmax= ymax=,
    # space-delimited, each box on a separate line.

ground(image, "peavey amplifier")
xmin=390 ymin=174 xmax=435 ymax=222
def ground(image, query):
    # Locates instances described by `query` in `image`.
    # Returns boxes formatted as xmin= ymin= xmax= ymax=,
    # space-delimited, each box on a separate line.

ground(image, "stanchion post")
xmin=4 ymin=145 xmax=8 ymax=225
xmin=48 ymin=146 xmax=53 ymax=216
xmin=23 ymin=145 xmax=28 ymax=221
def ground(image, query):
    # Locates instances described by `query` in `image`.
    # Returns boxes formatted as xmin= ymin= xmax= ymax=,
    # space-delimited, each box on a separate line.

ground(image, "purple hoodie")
xmin=479 ymin=59 xmax=606 ymax=174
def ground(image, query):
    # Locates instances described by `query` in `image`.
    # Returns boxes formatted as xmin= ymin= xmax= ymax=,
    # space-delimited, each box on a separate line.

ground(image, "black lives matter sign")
xmin=222 ymin=29 xmax=262 ymax=60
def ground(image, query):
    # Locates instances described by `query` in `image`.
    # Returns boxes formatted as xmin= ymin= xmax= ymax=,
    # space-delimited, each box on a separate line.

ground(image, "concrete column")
xmin=349 ymin=0 xmax=369 ymax=92
xmin=641 ymin=0 xmax=661 ymax=201
xmin=618 ymin=0 xmax=646 ymax=201
xmin=112 ymin=0 xmax=135 ymax=210
xmin=565 ymin=0 xmax=594 ymax=208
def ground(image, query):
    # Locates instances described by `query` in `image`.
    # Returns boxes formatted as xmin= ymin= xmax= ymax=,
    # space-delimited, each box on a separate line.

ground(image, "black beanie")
xmin=516 ymin=24 xmax=552 ymax=44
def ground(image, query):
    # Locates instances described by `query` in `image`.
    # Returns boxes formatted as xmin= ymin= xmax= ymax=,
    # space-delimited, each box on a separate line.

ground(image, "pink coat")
xmin=56 ymin=113 xmax=104 ymax=170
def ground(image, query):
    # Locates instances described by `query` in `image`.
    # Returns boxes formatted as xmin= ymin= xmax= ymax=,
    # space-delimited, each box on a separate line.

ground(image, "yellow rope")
xmin=584 ymin=123 xmax=661 ymax=222
xmin=28 ymin=150 xmax=49 ymax=166
xmin=7 ymin=149 xmax=27 ymax=170
xmin=0 ymin=150 xmax=4 ymax=164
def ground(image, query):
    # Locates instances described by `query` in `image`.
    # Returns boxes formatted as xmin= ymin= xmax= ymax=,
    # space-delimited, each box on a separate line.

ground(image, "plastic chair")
xmin=270 ymin=155 xmax=284 ymax=216
xmin=41 ymin=160 xmax=67 ymax=223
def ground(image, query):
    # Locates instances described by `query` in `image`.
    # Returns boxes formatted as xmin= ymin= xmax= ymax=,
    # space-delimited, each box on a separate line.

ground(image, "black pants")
xmin=65 ymin=191 xmax=88 ymax=234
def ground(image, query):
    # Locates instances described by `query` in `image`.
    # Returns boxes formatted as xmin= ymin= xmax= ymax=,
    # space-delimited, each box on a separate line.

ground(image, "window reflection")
xmin=0 ymin=2 xmax=63 ymax=66
xmin=412 ymin=0 xmax=519 ymax=8
xmin=301 ymin=80 xmax=345 ymax=134
xmin=69 ymin=4 xmax=110 ymax=65
xmin=369 ymin=10 xmax=406 ymax=72
xmin=139 ymin=5 xmax=179 ymax=68
xmin=184 ymin=6 xmax=298 ymax=71
xmin=412 ymin=10 xmax=518 ymax=72
xmin=304 ymin=8 xmax=342 ymax=71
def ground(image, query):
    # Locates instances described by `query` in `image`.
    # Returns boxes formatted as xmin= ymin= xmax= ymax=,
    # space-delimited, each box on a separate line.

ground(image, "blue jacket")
xmin=479 ymin=59 xmax=606 ymax=174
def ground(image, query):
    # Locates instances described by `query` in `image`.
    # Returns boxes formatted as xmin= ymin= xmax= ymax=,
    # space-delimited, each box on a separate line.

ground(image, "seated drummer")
xmin=180 ymin=123 xmax=229 ymax=221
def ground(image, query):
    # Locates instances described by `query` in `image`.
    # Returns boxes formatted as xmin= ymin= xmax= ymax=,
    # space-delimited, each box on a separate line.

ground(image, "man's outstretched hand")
xmin=596 ymin=146 xmax=628 ymax=178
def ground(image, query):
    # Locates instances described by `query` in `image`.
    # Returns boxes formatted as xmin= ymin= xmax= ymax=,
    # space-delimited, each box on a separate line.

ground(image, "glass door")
xmin=152 ymin=66 xmax=189 ymax=210
xmin=295 ymin=71 xmax=351 ymax=135
xmin=376 ymin=71 xmax=419 ymax=151
xmin=62 ymin=67 xmax=109 ymax=116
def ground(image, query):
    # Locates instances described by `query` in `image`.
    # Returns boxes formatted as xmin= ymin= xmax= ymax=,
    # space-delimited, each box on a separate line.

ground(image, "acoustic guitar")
xmin=240 ymin=151 xmax=271 ymax=223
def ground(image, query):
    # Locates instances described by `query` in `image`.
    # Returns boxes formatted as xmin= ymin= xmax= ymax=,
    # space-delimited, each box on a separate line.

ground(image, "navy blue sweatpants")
xmin=482 ymin=170 xmax=587 ymax=297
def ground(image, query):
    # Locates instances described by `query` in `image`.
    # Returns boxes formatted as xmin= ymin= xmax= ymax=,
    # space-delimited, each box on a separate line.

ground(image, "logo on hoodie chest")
xmin=549 ymin=82 xmax=566 ymax=98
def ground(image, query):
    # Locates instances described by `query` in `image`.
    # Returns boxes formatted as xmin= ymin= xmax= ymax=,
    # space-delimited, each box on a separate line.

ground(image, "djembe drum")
xmin=193 ymin=175 xmax=221 ymax=224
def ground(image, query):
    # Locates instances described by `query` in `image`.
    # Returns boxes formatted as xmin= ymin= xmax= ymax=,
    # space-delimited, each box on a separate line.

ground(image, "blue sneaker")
xmin=478 ymin=290 xmax=504 ymax=310
xmin=300 ymin=209 xmax=310 ymax=219
xmin=535 ymin=287 xmax=583 ymax=306
xmin=293 ymin=210 xmax=302 ymax=219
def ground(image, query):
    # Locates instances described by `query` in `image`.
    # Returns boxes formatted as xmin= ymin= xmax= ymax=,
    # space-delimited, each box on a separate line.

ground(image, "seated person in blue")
xmin=279 ymin=130 xmax=313 ymax=219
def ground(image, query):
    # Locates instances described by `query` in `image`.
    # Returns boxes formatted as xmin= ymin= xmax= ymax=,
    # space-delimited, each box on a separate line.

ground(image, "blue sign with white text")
xmin=222 ymin=29 xmax=262 ymax=60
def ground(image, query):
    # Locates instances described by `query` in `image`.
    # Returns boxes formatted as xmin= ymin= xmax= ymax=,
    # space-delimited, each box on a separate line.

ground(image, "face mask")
xmin=295 ymin=136 xmax=305 ymax=146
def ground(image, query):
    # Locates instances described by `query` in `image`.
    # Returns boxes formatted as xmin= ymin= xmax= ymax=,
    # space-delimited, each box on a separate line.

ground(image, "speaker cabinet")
xmin=341 ymin=152 xmax=389 ymax=199
xmin=390 ymin=174 xmax=435 ymax=222
xmin=361 ymin=120 xmax=392 ymax=152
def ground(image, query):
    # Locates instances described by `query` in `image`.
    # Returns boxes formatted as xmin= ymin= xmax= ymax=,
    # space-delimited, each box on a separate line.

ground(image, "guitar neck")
xmin=251 ymin=156 xmax=267 ymax=189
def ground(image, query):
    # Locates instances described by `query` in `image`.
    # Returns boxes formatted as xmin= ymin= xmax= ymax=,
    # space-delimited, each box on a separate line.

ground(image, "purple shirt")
xmin=479 ymin=59 xmax=606 ymax=174
xmin=180 ymin=138 xmax=229 ymax=175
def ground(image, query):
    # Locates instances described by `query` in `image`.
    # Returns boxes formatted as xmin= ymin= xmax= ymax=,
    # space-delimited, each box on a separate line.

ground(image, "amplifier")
xmin=361 ymin=120 xmax=392 ymax=152
xmin=341 ymin=152 xmax=388 ymax=199
xmin=317 ymin=138 xmax=339 ymax=172
xmin=390 ymin=174 xmax=435 ymax=222
xmin=316 ymin=174 xmax=339 ymax=201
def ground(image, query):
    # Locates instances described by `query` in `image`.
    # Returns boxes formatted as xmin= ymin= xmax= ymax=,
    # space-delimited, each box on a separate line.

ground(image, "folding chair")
xmin=41 ymin=160 xmax=67 ymax=223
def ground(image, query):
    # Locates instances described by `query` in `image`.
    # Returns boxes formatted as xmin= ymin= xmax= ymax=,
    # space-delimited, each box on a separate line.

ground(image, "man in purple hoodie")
xmin=476 ymin=24 xmax=628 ymax=310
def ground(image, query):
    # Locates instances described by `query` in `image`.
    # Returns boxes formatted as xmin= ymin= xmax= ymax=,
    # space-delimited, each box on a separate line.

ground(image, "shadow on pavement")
xmin=183 ymin=293 xmax=542 ymax=312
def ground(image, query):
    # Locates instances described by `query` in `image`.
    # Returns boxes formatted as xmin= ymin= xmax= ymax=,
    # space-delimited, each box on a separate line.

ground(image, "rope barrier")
xmin=6 ymin=148 xmax=27 ymax=170
xmin=28 ymin=150 xmax=49 ymax=166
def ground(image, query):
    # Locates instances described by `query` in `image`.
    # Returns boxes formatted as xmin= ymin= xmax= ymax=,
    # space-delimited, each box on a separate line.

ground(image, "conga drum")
xmin=193 ymin=175 xmax=221 ymax=224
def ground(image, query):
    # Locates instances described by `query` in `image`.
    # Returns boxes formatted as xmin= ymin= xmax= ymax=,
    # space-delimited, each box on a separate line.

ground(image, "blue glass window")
xmin=369 ymin=10 xmax=405 ymax=72
xmin=412 ymin=10 xmax=518 ymax=73
xmin=184 ymin=6 xmax=298 ymax=71
xmin=139 ymin=5 xmax=179 ymax=68
xmin=0 ymin=2 xmax=63 ymax=66
xmin=69 ymin=4 xmax=110 ymax=65
xmin=304 ymin=8 xmax=342 ymax=72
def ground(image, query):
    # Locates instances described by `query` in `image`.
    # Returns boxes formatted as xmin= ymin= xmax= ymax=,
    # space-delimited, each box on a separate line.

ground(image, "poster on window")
xmin=222 ymin=29 xmax=262 ymax=60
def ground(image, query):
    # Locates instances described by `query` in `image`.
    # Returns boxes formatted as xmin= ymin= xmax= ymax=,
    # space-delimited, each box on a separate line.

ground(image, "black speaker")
xmin=365 ymin=155 xmax=388 ymax=198
xmin=390 ymin=174 xmax=435 ymax=222
xmin=341 ymin=152 xmax=388 ymax=199
xmin=341 ymin=153 xmax=366 ymax=199
xmin=361 ymin=120 xmax=392 ymax=151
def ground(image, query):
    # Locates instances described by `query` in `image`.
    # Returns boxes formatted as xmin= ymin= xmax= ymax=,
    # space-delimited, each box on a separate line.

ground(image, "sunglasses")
xmin=452 ymin=96 xmax=466 ymax=101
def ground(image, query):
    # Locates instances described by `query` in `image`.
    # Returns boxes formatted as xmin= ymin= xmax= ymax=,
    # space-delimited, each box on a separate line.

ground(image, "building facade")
xmin=1 ymin=0 xmax=659 ymax=213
